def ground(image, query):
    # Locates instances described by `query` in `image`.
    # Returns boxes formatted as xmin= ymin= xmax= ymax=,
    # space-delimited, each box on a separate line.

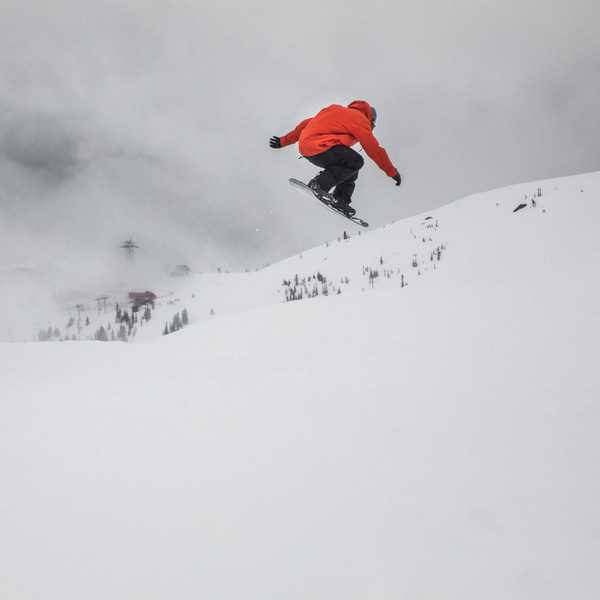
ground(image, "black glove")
xmin=392 ymin=172 xmax=402 ymax=186
xmin=269 ymin=136 xmax=282 ymax=149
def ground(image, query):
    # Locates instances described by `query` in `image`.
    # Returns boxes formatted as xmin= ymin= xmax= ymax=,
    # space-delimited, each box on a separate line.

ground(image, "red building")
xmin=128 ymin=291 xmax=157 ymax=309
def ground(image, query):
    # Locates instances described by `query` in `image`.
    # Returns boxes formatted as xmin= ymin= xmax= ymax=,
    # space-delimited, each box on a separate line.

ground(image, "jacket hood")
xmin=347 ymin=100 xmax=373 ymax=121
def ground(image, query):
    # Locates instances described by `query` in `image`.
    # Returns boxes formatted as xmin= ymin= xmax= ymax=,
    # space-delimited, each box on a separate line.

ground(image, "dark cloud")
xmin=0 ymin=109 xmax=81 ymax=182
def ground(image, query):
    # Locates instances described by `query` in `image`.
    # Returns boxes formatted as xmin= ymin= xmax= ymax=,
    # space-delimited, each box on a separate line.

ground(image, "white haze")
xmin=1 ymin=0 xmax=599 ymax=321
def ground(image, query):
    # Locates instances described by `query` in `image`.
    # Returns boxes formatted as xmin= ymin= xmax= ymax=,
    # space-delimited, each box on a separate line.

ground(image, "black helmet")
xmin=370 ymin=106 xmax=377 ymax=127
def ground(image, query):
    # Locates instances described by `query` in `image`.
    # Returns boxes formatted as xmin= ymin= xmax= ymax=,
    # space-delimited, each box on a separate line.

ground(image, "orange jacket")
xmin=279 ymin=100 xmax=398 ymax=177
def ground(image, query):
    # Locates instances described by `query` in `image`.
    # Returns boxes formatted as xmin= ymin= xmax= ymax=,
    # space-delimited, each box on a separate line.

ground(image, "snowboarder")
xmin=270 ymin=100 xmax=401 ymax=217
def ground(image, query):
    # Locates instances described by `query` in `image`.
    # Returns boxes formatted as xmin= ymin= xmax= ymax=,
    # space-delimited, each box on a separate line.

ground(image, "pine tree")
xmin=95 ymin=326 xmax=108 ymax=342
xmin=171 ymin=312 xmax=182 ymax=331
xmin=182 ymin=308 xmax=189 ymax=326
xmin=163 ymin=322 xmax=169 ymax=336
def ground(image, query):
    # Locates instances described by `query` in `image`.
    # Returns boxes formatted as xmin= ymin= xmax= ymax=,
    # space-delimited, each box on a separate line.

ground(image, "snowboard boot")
xmin=308 ymin=176 xmax=330 ymax=198
xmin=332 ymin=195 xmax=356 ymax=217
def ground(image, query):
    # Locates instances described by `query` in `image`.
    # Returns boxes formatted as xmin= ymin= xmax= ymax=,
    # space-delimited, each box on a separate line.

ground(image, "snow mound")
xmin=1 ymin=172 xmax=599 ymax=599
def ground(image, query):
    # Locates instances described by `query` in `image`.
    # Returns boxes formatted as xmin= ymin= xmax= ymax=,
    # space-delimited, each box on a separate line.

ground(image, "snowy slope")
xmin=1 ymin=172 xmax=599 ymax=600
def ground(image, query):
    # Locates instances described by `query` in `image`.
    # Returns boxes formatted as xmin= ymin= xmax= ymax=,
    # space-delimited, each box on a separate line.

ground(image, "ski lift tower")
xmin=120 ymin=239 xmax=139 ymax=259
xmin=70 ymin=304 xmax=86 ymax=333
xmin=95 ymin=295 xmax=110 ymax=313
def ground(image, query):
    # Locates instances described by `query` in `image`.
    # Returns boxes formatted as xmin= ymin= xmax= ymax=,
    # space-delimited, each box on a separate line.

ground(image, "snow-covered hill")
xmin=1 ymin=172 xmax=599 ymax=599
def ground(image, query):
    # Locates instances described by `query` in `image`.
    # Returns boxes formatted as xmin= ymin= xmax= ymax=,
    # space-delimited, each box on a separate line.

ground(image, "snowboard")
xmin=288 ymin=178 xmax=369 ymax=227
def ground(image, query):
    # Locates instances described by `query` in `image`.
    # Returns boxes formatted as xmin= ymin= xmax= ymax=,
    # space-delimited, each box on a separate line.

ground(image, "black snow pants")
xmin=305 ymin=145 xmax=364 ymax=203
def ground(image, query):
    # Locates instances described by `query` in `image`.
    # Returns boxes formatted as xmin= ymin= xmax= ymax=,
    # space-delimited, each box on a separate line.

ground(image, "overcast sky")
xmin=1 ymin=0 xmax=599 ymax=275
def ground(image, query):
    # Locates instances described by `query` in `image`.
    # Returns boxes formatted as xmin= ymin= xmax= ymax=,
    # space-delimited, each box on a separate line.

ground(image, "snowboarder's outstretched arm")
xmin=348 ymin=118 xmax=399 ymax=181
xmin=269 ymin=118 xmax=312 ymax=149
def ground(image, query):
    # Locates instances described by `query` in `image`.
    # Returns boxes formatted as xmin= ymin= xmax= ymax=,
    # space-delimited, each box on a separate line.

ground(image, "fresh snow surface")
xmin=2 ymin=172 xmax=600 ymax=599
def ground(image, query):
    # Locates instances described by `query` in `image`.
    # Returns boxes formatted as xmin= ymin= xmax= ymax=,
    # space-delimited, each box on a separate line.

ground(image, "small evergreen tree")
xmin=182 ymin=308 xmax=189 ymax=326
xmin=95 ymin=326 xmax=108 ymax=341
xmin=171 ymin=312 xmax=182 ymax=332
